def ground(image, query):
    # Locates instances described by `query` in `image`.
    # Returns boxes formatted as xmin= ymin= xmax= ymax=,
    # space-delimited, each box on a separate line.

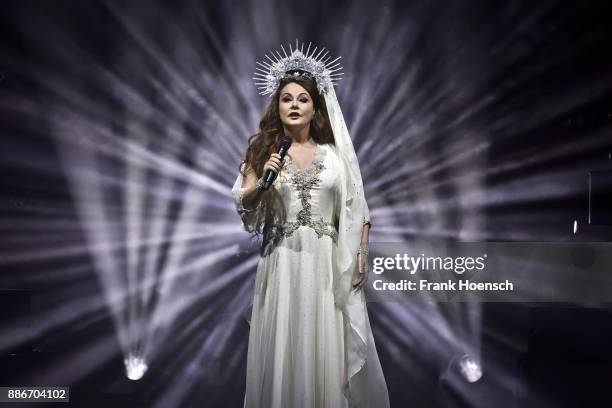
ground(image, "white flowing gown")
xmin=232 ymin=143 xmax=390 ymax=408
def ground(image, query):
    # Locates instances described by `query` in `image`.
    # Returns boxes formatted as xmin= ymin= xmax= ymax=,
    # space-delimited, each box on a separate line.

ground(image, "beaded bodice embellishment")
xmin=274 ymin=145 xmax=338 ymax=242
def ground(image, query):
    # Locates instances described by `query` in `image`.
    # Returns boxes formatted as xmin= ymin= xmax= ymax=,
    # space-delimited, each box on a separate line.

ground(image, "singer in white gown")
xmin=231 ymin=43 xmax=389 ymax=407
xmin=232 ymin=143 xmax=389 ymax=408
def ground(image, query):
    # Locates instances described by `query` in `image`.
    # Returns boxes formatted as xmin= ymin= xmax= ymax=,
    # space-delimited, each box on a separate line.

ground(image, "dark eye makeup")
xmin=281 ymin=94 xmax=310 ymax=103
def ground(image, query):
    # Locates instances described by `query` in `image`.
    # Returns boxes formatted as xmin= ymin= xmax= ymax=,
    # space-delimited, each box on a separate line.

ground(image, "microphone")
xmin=261 ymin=136 xmax=292 ymax=190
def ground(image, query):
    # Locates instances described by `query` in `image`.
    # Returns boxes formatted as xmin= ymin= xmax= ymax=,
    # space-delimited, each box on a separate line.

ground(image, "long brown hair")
xmin=240 ymin=75 xmax=335 ymax=178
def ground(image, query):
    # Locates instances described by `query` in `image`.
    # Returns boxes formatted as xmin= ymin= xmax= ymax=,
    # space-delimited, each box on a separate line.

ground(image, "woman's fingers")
xmin=360 ymin=256 xmax=369 ymax=286
xmin=352 ymin=253 xmax=369 ymax=289
xmin=265 ymin=162 xmax=282 ymax=173
xmin=264 ymin=159 xmax=282 ymax=171
xmin=353 ymin=274 xmax=365 ymax=289
xmin=264 ymin=154 xmax=284 ymax=173
xmin=352 ymin=272 xmax=365 ymax=289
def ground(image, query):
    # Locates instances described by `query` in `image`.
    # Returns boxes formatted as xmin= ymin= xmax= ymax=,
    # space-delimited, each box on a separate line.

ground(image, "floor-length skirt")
xmin=244 ymin=228 xmax=349 ymax=408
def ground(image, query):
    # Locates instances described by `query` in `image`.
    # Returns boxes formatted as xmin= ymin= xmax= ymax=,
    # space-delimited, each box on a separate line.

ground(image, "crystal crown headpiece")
xmin=253 ymin=40 xmax=343 ymax=96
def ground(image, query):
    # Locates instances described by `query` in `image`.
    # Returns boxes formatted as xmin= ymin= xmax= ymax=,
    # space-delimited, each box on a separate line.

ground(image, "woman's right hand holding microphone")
xmin=256 ymin=153 xmax=285 ymax=192
xmin=264 ymin=153 xmax=284 ymax=175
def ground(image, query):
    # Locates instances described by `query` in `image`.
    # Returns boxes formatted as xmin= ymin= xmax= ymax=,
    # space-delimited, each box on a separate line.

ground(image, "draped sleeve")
xmin=231 ymin=163 xmax=265 ymax=234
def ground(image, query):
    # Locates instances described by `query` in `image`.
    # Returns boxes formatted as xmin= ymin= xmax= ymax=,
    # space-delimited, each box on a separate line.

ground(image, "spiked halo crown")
xmin=253 ymin=40 xmax=343 ymax=96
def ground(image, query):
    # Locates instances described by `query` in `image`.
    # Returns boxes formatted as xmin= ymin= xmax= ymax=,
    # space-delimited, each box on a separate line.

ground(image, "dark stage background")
xmin=1 ymin=0 xmax=612 ymax=407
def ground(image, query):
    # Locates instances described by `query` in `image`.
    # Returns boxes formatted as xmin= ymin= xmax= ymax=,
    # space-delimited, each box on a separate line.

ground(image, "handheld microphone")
xmin=262 ymin=136 xmax=292 ymax=190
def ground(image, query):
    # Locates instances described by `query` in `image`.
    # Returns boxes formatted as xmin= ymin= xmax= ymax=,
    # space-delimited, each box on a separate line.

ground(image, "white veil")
xmin=324 ymin=84 xmax=390 ymax=407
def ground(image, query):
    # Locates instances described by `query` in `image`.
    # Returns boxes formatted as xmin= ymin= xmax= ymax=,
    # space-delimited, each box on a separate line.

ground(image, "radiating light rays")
xmin=335 ymin=0 xmax=611 ymax=255
xmin=52 ymin=102 xmax=256 ymax=392
xmin=1 ymin=0 xmax=611 ymax=406
xmin=144 ymin=245 xmax=251 ymax=347
xmin=54 ymin=117 xmax=228 ymax=195
xmin=0 ymin=284 xmax=110 ymax=355
xmin=372 ymin=300 xmax=488 ymax=405
xmin=371 ymin=301 xmax=482 ymax=383
xmin=32 ymin=332 xmax=124 ymax=385
xmin=370 ymin=171 xmax=588 ymax=218
xmin=103 ymin=0 xmax=260 ymax=163
xmin=2 ymin=2 xmax=264 ymax=399
xmin=0 ymin=222 xmax=240 ymax=267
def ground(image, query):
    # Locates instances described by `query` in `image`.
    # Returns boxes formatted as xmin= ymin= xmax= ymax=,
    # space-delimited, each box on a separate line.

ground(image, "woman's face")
xmin=278 ymin=82 xmax=315 ymax=129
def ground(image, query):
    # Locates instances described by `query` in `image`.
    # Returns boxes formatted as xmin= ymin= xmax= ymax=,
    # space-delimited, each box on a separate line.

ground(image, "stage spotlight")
xmin=573 ymin=220 xmax=578 ymax=234
xmin=440 ymin=353 xmax=484 ymax=385
xmin=458 ymin=354 xmax=483 ymax=383
xmin=125 ymin=354 xmax=148 ymax=381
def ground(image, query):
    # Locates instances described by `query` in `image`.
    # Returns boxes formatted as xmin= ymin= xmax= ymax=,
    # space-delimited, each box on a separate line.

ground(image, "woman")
xmin=232 ymin=43 xmax=389 ymax=408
